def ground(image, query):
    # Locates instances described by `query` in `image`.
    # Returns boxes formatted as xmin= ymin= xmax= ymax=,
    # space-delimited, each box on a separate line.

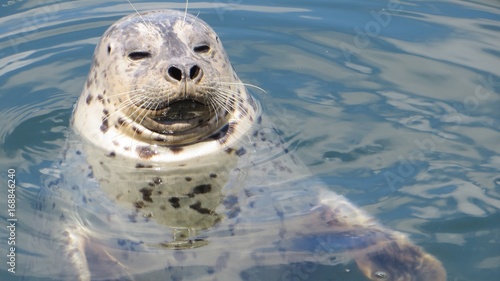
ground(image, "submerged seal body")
xmin=38 ymin=10 xmax=445 ymax=281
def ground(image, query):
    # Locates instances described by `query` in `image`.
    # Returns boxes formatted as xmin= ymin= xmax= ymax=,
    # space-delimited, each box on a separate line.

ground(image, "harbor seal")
xmin=39 ymin=9 xmax=446 ymax=281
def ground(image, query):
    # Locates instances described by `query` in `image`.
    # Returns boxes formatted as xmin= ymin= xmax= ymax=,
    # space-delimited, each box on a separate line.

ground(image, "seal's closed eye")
xmin=128 ymin=51 xmax=151 ymax=60
xmin=193 ymin=44 xmax=210 ymax=53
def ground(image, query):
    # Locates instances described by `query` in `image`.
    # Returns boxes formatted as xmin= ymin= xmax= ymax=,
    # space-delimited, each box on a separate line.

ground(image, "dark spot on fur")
xmin=157 ymin=190 xmax=163 ymax=195
xmin=224 ymin=148 xmax=234 ymax=154
xmin=185 ymin=177 xmax=192 ymax=182
xmin=218 ymin=122 xmax=238 ymax=145
xmin=210 ymin=173 xmax=217 ymax=178
xmin=169 ymin=197 xmax=181 ymax=208
xmin=154 ymin=136 xmax=165 ymax=142
xmin=107 ymin=44 xmax=111 ymax=54
xmin=227 ymin=207 xmax=240 ymax=219
xmin=132 ymin=126 xmax=143 ymax=135
xmin=100 ymin=119 xmax=109 ymax=133
xmin=223 ymin=195 xmax=238 ymax=208
xmin=97 ymin=94 xmax=104 ymax=101
xmin=106 ymin=151 xmax=116 ymax=158
xmin=170 ymin=147 xmax=183 ymax=154
xmin=192 ymin=184 xmax=212 ymax=194
xmin=189 ymin=201 xmax=212 ymax=215
xmin=257 ymin=116 xmax=262 ymax=124
xmin=160 ymin=205 xmax=166 ymax=210
xmin=214 ymin=252 xmax=230 ymax=270
xmin=86 ymin=94 xmax=93 ymax=105
xmin=87 ymin=165 xmax=94 ymax=178
xmin=117 ymin=117 xmax=126 ymax=126
xmin=152 ymin=177 xmax=163 ymax=185
xmin=244 ymin=189 xmax=253 ymax=197
xmin=128 ymin=213 xmax=137 ymax=223
xmin=76 ymin=150 xmax=82 ymax=155
xmin=208 ymin=123 xmax=229 ymax=141
xmin=85 ymin=78 xmax=92 ymax=89
xmin=135 ymin=163 xmax=153 ymax=169
xmin=139 ymin=187 xmax=153 ymax=202
xmin=136 ymin=146 xmax=158 ymax=159
xmin=275 ymin=208 xmax=285 ymax=220
xmin=235 ymin=147 xmax=246 ymax=156
xmin=135 ymin=201 xmax=146 ymax=209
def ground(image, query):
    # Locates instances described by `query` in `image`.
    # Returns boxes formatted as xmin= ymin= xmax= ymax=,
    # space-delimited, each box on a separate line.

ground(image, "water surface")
xmin=0 ymin=0 xmax=499 ymax=280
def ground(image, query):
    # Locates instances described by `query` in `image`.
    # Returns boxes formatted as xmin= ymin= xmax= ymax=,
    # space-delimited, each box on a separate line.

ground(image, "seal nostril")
xmin=189 ymin=65 xmax=201 ymax=80
xmin=168 ymin=66 xmax=183 ymax=81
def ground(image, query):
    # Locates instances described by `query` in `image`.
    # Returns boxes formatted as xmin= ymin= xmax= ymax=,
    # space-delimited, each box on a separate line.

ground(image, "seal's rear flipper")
xmin=353 ymin=232 xmax=446 ymax=281
xmin=276 ymin=196 xmax=447 ymax=281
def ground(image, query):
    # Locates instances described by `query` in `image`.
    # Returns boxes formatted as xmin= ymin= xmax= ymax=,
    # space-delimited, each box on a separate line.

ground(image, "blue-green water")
xmin=0 ymin=0 xmax=499 ymax=280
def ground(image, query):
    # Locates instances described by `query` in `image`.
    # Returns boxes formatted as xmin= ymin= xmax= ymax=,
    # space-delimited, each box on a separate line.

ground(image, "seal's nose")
xmin=167 ymin=64 xmax=203 ymax=83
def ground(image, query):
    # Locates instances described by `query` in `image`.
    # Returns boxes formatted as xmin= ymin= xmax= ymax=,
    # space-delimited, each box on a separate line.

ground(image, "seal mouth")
xmin=125 ymin=93 xmax=231 ymax=145
xmin=136 ymin=97 xmax=227 ymax=142
xmin=151 ymin=99 xmax=210 ymax=125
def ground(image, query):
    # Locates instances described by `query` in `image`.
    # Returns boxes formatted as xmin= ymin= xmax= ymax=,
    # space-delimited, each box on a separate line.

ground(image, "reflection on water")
xmin=0 ymin=0 xmax=499 ymax=280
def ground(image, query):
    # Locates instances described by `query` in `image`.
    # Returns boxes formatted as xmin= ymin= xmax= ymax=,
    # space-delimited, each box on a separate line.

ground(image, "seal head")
xmin=73 ymin=10 xmax=257 ymax=161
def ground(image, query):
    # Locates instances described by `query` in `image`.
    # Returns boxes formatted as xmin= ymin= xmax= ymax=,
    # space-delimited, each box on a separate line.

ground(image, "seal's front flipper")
xmin=353 ymin=232 xmax=446 ymax=281
xmin=57 ymin=227 xmax=135 ymax=281
xmin=56 ymin=227 xmax=91 ymax=281
xmin=85 ymin=238 xmax=138 ymax=281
